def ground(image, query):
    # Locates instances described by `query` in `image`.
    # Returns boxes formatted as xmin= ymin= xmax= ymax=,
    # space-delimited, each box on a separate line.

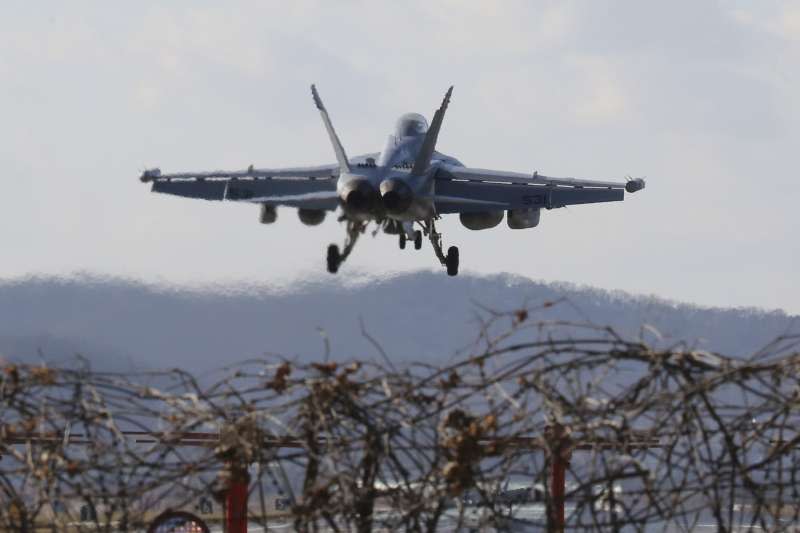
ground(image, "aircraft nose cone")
xmin=380 ymin=179 xmax=413 ymax=214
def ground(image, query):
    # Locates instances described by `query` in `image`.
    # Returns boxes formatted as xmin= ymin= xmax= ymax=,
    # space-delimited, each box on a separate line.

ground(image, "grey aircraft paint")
xmin=140 ymin=86 xmax=645 ymax=276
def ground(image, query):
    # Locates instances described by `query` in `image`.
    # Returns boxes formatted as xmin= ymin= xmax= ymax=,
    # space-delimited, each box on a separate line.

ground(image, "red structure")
xmin=545 ymin=423 xmax=572 ymax=533
xmin=5 ymin=428 xmax=659 ymax=532
xmin=225 ymin=461 xmax=250 ymax=533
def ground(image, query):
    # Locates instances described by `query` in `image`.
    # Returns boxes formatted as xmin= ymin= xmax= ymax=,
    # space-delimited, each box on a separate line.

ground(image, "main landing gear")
xmin=326 ymin=218 xmax=459 ymax=277
xmin=326 ymin=220 xmax=366 ymax=274
xmin=445 ymin=246 xmax=459 ymax=276
xmin=423 ymin=219 xmax=459 ymax=276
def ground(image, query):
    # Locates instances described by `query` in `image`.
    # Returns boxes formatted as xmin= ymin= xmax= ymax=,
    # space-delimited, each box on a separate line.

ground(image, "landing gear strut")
xmin=424 ymin=219 xmax=459 ymax=276
xmin=326 ymin=220 xmax=366 ymax=274
xmin=327 ymin=218 xmax=459 ymax=276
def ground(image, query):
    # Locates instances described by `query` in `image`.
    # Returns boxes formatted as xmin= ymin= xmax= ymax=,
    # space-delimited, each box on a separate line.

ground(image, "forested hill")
xmin=0 ymin=272 xmax=795 ymax=372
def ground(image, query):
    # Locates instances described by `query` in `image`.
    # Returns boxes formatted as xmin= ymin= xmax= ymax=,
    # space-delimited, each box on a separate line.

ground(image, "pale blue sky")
xmin=1 ymin=1 xmax=798 ymax=312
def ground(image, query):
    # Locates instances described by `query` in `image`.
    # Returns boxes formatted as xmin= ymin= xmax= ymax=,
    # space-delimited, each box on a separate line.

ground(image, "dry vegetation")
xmin=2 ymin=303 xmax=799 ymax=531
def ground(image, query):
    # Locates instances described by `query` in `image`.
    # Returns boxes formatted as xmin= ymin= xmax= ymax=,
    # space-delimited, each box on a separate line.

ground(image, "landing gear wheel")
xmin=414 ymin=231 xmax=422 ymax=250
xmin=445 ymin=246 xmax=459 ymax=276
xmin=399 ymin=233 xmax=406 ymax=250
xmin=326 ymin=244 xmax=340 ymax=274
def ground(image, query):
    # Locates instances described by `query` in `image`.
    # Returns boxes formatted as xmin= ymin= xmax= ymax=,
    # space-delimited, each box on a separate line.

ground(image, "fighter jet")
xmin=140 ymin=86 xmax=645 ymax=276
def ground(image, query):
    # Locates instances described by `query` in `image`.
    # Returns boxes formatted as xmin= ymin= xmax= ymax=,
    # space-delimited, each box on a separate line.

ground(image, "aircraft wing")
xmin=433 ymin=165 xmax=644 ymax=214
xmin=140 ymin=164 xmax=341 ymax=210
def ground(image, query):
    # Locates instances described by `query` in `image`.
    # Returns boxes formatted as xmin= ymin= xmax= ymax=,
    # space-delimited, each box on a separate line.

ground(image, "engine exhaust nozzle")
xmin=380 ymin=178 xmax=413 ymax=214
xmin=340 ymin=179 xmax=378 ymax=212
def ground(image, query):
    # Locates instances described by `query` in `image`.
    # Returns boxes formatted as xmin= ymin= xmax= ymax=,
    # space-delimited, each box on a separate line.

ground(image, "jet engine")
xmin=507 ymin=208 xmax=540 ymax=229
xmin=339 ymin=178 xmax=379 ymax=212
xmin=379 ymin=178 xmax=413 ymax=214
xmin=259 ymin=204 xmax=277 ymax=224
xmin=459 ymin=211 xmax=503 ymax=231
xmin=298 ymin=208 xmax=326 ymax=226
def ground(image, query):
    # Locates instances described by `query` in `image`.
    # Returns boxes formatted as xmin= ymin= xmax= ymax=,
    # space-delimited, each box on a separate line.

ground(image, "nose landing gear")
xmin=399 ymin=229 xmax=423 ymax=251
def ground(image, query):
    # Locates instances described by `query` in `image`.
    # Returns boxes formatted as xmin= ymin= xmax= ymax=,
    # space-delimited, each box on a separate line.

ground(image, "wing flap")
xmin=150 ymin=174 xmax=339 ymax=210
xmin=224 ymin=179 xmax=338 ymax=210
xmin=434 ymin=177 xmax=623 ymax=214
xmin=440 ymin=165 xmax=627 ymax=189
xmin=143 ymin=164 xmax=338 ymax=182
xmin=152 ymin=180 xmax=228 ymax=201
xmin=145 ymin=163 xmax=341 ymax=209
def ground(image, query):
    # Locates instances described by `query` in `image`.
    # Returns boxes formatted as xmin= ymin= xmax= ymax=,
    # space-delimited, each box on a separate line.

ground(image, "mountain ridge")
xmin=5 ymin=270 xmax=793 ymax=315
xmin=1 ymin=272 xmax=795 ymax=372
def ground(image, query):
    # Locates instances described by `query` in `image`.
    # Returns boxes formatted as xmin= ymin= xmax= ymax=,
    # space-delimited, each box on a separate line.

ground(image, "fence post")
xmin=225 ymin=460 xmax=250 ymax=533
xmin=545 ymin=423 xmax=572 ymax=533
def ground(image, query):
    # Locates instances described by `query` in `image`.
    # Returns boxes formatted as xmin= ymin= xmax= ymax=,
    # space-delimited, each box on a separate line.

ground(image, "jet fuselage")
xmin=336 ymin=113 xmax=462 ymax=222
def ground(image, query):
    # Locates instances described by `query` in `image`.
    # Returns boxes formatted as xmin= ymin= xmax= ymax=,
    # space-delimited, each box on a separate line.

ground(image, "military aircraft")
xmin=140 ymin=85 xmax=645 ymax=276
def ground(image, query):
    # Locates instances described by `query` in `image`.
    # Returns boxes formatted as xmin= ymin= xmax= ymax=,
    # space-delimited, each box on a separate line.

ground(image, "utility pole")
xmin=545 ymin=423 xmax=573 ymax=533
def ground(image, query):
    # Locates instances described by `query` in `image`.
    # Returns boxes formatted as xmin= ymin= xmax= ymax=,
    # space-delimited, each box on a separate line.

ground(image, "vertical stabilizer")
xmin=311 ymin=84 xmax=351 ymax=173
xmin=410 ymin=86 xmax=453 ymax=177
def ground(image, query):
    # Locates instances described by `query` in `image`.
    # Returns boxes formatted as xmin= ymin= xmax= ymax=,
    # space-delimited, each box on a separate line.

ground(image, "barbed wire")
xmin=2 ymin=302 xmax=799 ymax=531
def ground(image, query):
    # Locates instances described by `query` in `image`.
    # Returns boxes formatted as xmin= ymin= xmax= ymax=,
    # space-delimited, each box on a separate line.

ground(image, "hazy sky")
xmin=2 ymin=1 xmax=798 ymax=313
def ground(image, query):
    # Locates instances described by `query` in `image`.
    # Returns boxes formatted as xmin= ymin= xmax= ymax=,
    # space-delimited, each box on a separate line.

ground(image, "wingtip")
xmin=625 ymin=177 xmax=646 ymax=193
xmin=139 ymin=167 xmax=161 ymax=183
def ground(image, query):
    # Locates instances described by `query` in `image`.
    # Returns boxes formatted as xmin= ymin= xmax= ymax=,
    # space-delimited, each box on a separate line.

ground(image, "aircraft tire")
xmin=399 ymin=233 xmax=406 ymax=250
xmin=446 ymin=246 xmax=459 ymax=276
xmin=326 ymin=244 xmax=340 ymax=274
xmin=414 ymin=231 xmax=422 ymax=250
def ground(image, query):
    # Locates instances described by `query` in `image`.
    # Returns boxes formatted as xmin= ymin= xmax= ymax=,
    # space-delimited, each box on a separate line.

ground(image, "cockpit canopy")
xmin=394 ymin=113 xmax=429 ymax=137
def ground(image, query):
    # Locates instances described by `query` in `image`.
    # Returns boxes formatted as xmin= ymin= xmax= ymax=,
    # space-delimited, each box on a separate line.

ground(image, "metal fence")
xmin=2 ymin=304 xmax=799 ymax=531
